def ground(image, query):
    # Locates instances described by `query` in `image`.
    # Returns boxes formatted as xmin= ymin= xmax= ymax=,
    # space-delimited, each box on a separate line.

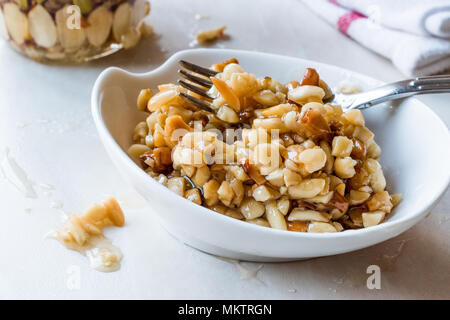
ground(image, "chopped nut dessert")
xmin=128 ymin=59 xmax=401 ymax=233
xmin=0 ymin=0 xmax=151 ymax=62
xmin=196 ymin=25 xmax=227 ymax=44
xmin=54 ymin=198 xmax=125 ymax=272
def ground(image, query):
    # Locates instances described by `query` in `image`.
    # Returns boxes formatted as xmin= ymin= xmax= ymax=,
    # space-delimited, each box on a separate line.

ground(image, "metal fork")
xmin=334 ymin=75 xmax=450 ymax=110
xmin=177 ymin=60 xmax=218 ymax=112
xmin=177 ymin=60 xmax=450 ymax=111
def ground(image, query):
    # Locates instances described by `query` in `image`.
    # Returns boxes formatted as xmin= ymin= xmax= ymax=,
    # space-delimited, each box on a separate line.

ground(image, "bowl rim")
xmin=91 ymin=48 xmax=450 ymax=240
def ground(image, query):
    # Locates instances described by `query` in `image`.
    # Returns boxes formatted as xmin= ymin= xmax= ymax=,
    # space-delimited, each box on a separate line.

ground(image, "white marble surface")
xmin=0 ymin=0 xmax=449 ymax=299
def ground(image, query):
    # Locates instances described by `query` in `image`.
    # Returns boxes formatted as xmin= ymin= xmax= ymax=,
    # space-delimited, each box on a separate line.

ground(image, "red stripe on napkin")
xmin=337 ymin=12 xmax=365 ymax=34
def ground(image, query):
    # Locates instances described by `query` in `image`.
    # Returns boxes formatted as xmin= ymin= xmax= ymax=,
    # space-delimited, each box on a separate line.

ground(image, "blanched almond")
xmin=167 ymin=177 xmax=185 ymax=196
xmin=252 ymin=90 xmax=283 ymax=106
xmin=230 ymin=179 xmax=244 ymax=206
xmin=87 ymin=5 xmax=113 ymax=47
xmin=181 ymin=165 xmax=196 ymax=178
xmin=247 ymin=218 xmax=270 ymax=228
xmin=349 ymin=190 xmax=370 ymax=205
xmin=203 ymin=180 xmax=220 ymax=206
xmin=353 ymin=126 xmax=374 ymax=144
xmin=343 ymin=109 xmax=365 ymax=126
xmin=184 ymin=188 xmax=202 ymax=205
xmin=335 ymin=183 xmax=345 ymax=196
xmin=265 ymin=200 xmax=287 ymax=230
xmin=288 ymin=209 xmax=330 ymax=222
xmin=261 ymin=103 xmax=297 ymax=117
xmin=320 ymin=140 xmax=334 ymax=174
xmin=367 ymin=191 xmax=393 ymax=213
xmin=127 ymin=143 xmax=150 ymax=158
xmin=218 ymin=181 xmax=234 ymax=206
xmin=3 ymin=3 xmax=29 ymax=45
xmin=55 ymin=6 xmax=86 ymax=52
xmin=216 ymin=105 xmax=239 ymax=123
xmin=223 ymin=208 xmax=245 ymax=220
xmin=240 ymin=198 xmax=265 ymax=220
xmin=288 ymin=178 xmax=325 ymax=199
xmin=332 ymin=222 xmax=344 ymax=232
xmin=362 ymin=211 xmax=386 ymax=227
xmin=367 ymin=140 xmax=381 ymax=158
xmin=253 ymin=185 xmax=278 ymax=202
xmin=148 ymin=90 xmax=178 ymax=112
xmin=192 ymin=165 xmax=210 ymax=187
xmin=277 ymin=196 xmax=290 ymax=215
xmin=228 ymin=165 xmax=249 ymax=181
xmin=253 ymin=117 xmax=287 ymax=132
xmin=265 ymin=168 xmax=284 ymax=187
xmin=288 ymin=85 xmax=325 ymax=104
xmin=137 ymin=88 xmax=153 ymax=111
xmin=283 ymin=168 xmax=302 ymax=187
xmin=308 ymin=222 xmax=337 ymax=233
xmin=113 ymin=2 xmax=132 ymax=42
xmin=364 ymin=158 xmax=386 ymax=193
xmin=334 ymin=157 xmax=357 ymax=179
xmin=307 ymin=191 xmax=334 ymax=204
xmin=297 ymin=148 xmax=326 ymax=173
xmin=332 ymin=136 xmax=353 ymax=158
xmin=28 ymin=5 xmax=57 ymax=48
xmin=390 ymin=193 xmax=402 ymax=207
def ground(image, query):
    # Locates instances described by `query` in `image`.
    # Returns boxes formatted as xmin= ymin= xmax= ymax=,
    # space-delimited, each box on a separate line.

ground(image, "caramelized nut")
xmin=300 ymin=68 xmax=320 ymax=86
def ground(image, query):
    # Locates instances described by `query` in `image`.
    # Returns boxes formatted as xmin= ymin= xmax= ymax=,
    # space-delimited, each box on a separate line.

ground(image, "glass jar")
xmin=0 ymin=0 xmax=150 ymax=62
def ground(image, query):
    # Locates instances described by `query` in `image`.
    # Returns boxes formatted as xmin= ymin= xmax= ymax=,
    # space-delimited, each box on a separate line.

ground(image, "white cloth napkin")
xmin=302 ymin=0 xmax=450 ymax=76
xmin=335 ymin=0 xmax=450 ymax=39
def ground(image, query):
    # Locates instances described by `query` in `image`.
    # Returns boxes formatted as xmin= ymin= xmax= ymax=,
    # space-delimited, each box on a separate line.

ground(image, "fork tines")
xmin=179 ymin=60 xmax=218 ymax=77
xmin=178 ymin=60 xmax=219 ymax=112
xmin=177 ymin=79 xmax=212 ymax=99
xmin=179 ymin=92 xmax=214 ymax=112
xmin=178 ymin=69 xmax=213 ymax=88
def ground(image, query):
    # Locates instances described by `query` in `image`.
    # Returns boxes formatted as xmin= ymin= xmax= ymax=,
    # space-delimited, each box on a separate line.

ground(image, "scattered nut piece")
xmin=196 ymin=25 xmax=227 ymax=44
xmin=54 ymin=198 xmax=125 ymax=272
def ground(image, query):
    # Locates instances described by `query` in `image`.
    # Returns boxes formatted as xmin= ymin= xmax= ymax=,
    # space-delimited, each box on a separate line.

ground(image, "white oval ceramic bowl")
xmin=91 ymin=49 xmax=450 ymax=262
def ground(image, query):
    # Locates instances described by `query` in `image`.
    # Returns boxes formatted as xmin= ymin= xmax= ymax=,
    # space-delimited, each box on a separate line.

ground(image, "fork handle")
xmin=349 ymin=75 xmax=450 ymax=109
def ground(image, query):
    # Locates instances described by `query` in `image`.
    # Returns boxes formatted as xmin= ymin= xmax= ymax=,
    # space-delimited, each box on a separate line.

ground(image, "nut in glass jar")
xmin=0 ymin=0 xmax=151 ymax=62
